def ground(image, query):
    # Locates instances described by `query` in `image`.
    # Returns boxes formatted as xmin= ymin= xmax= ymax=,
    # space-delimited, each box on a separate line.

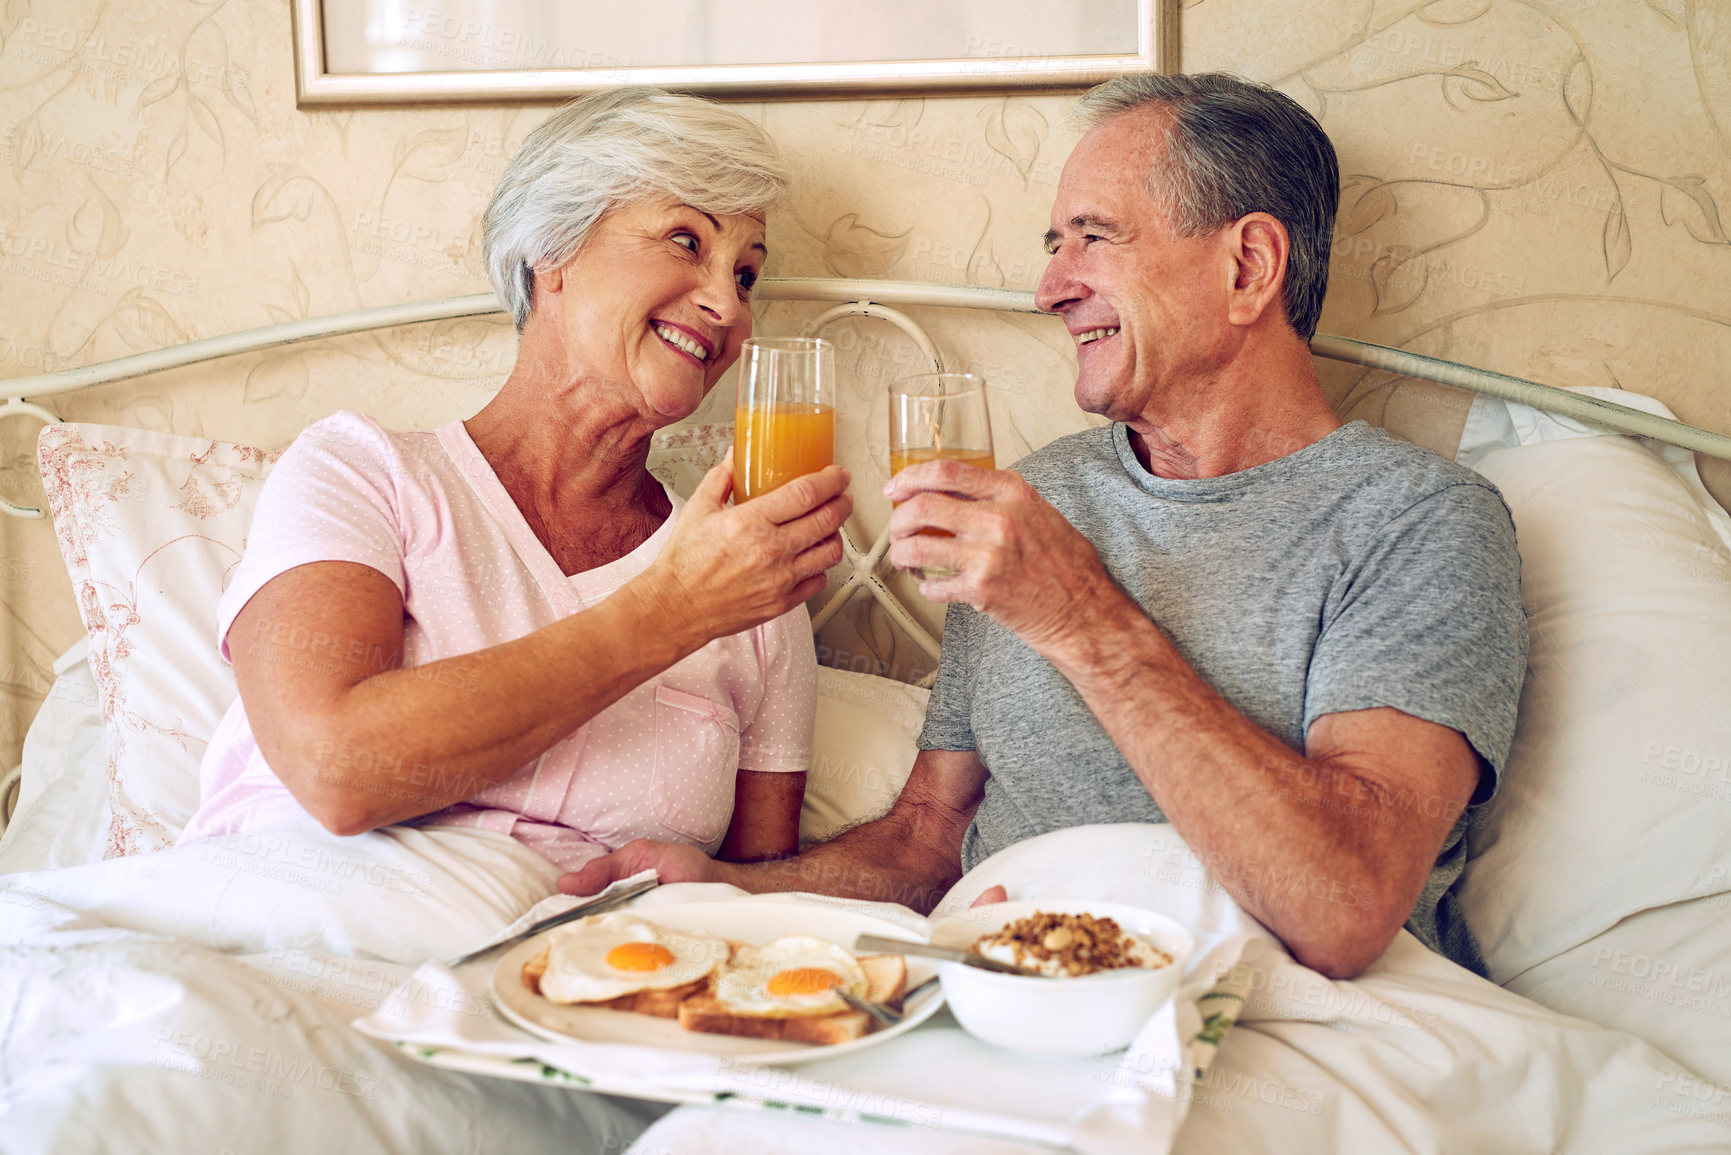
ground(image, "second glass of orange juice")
xmin=888 ymin=372 xmax=995 ymax=579
xmin=732 ymin=336 xmax=836 ymax=502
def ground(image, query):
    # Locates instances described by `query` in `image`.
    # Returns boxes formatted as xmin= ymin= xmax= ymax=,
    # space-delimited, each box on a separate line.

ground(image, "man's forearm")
xmin=716 ymin=810 xmax=965 ymax=915
xmin=1032 ymin=583 xmax=1443 ymax=976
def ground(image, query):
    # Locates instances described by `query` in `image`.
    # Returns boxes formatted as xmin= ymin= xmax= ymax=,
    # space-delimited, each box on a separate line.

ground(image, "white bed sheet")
xmin=0 ymin=817 xmax=670 ymax=1153
xmin=632 ymin=825 xmax=1731 ymax=1154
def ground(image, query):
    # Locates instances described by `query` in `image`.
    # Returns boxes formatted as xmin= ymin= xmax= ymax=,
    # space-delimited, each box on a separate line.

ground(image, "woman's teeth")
xmin=655 ymin=324 xmax=708 ymax=361
xmin=1076 ymin=327 xmax=1120 ymax=345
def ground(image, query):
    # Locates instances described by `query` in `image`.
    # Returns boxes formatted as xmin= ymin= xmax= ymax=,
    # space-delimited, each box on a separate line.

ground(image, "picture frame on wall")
xmin=291 ymin=0 xmax=1178 ymax=107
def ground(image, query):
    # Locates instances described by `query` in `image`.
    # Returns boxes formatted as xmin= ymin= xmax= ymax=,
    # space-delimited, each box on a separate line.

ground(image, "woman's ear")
xmin=535 ymin=259 xmax=565 ymax=295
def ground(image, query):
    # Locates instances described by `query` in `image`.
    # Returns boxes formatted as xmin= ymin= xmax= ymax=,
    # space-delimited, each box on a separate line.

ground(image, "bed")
xmin=2 ymin=280 xmax=1729 ymax=1154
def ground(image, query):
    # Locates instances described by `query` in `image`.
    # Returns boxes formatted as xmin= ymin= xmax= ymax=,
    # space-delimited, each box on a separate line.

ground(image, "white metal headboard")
xmin=5 ymin=277 xmax=1731 ymax=666
xmin=6 ymin=278 xmax=1728 ymax=474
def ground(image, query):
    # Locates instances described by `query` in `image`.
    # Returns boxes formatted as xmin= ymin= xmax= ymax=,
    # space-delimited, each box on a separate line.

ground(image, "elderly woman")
xmin=178 ymin=88 xmax=851 ymax=872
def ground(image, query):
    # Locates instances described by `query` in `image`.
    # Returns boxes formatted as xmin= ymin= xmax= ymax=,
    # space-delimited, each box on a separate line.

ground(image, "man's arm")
xmin=560 ymin=748 xmax=989 ymax=915
xmin=1048 ymin=585 xmax=1477 ymax=978
xmin=885 ymin=461 xmax=1478 ymax=979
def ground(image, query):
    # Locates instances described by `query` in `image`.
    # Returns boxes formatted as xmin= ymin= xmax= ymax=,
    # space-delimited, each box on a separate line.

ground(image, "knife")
xmin=446 ymin=875 xmax=661 ymax=968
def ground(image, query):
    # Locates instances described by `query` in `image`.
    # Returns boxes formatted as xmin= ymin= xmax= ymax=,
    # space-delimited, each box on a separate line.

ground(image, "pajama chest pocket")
xmin=649 ymin=684 xmax=741 ymax=845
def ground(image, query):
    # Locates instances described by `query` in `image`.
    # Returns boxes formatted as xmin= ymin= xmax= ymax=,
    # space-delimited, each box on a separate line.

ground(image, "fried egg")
xmin=712 ymin=935 xmax=869 ymax=1018
xmin=539 ymin=913 xmax=727 ymax=1005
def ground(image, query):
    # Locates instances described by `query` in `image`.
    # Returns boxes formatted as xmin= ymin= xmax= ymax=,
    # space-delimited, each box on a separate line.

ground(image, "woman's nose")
xmin=695 ymin=265 xmax=747 ymax=328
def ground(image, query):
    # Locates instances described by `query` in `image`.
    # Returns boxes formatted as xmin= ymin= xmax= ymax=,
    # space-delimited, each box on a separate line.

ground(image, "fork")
xmin=836 ymin=976 xmax=940 ymax=1027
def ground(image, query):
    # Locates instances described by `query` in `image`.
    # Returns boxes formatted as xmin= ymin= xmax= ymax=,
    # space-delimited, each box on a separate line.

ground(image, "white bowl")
xmin=927 ymin=899 xmax=1195 ymax=1057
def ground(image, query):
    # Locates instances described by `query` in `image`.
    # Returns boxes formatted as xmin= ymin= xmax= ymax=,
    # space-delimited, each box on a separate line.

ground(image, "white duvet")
xmin=0 ymin=819 xmax=668 ymax=1154
xmin=640 ymin=825 xmax=1731 ymax=1154
xmin=3 ymin=820 xmax=1728 ymax=1155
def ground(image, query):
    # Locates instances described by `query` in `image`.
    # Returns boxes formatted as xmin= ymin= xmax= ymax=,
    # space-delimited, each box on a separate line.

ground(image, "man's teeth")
xmin=655 ymin=324 xmax=708 ymax=361
xmin=1076 ymin=327 xmax=1120 ymax=346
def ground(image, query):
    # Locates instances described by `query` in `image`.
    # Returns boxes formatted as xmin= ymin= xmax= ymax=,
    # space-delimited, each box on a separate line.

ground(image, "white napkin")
xmin=462 ymin=868 xmax=664 ymax=957
xmin=354 ymin=869 xmax=1261 ymax=1155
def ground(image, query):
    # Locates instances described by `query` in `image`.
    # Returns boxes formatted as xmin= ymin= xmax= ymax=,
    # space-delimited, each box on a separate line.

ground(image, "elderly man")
xmin=564 ymin=72 xmax=1527 ymax=981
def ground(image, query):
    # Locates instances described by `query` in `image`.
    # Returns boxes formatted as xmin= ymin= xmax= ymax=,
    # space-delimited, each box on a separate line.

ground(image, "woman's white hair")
xmin=483 ymin=86 xmax=790 ymax=332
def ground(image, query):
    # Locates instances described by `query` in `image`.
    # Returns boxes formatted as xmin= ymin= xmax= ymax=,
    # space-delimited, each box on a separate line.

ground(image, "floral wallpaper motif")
xmin=1 ymin=0 xmax=1727 ymax=761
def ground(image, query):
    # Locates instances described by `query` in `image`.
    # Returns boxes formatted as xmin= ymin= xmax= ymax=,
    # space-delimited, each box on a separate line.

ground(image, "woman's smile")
xmin=652 ymin=320 xmax=715 ymax=365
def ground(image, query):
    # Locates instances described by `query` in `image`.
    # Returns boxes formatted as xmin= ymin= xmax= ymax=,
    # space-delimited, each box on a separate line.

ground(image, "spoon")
xmin=853 ymin=934 xmax=1051 ymax=978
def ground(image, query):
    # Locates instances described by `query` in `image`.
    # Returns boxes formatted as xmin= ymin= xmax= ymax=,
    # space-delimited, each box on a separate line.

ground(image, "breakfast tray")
xmin=353 ymin=887 xmax=1261 ymax=1155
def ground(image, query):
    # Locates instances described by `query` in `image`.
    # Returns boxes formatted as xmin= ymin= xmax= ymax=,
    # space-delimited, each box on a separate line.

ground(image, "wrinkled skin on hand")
xmin=882 ymin=459 xmax=1113 ymax=652
xmin=644 ymin=450 xmax=852 ymax=642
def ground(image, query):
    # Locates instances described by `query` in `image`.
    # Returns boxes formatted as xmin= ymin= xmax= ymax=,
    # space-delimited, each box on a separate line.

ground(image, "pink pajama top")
xmin=179 ymin=411 xmax=816 ymax=871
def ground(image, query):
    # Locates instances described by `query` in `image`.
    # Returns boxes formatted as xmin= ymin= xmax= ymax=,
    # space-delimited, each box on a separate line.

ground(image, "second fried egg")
xmin=712 ymin=934 xmax=869 ymax=1018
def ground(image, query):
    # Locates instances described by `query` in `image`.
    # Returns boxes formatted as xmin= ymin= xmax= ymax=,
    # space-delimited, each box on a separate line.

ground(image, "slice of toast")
xmin=520 ymin=945 xmax=709 ymax=1018
xmin=676 ymin=953 xmax=908 ymax=1045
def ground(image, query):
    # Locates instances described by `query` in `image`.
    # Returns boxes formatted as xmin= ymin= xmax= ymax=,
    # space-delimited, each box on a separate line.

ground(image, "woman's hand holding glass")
xmin=643 ymin=449 xmax=852 ymax=646
xmin=637 ymin=332 xmax=848 ymax=644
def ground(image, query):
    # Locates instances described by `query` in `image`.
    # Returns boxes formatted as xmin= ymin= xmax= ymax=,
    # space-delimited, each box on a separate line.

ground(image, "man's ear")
xmin=1225 ymin=213 xmax=1290 ymax=329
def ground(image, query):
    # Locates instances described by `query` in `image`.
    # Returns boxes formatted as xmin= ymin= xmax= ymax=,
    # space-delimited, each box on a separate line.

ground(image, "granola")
xmin=970 ymin=910 xmax=1172 ymax=977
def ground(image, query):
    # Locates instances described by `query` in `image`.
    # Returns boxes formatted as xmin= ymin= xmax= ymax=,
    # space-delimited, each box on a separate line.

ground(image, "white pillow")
xmin=800 ymin=666 xmax=929 ymax=847
xmin=1456 ymin=389 xmax=1731 ymax=982
xmin=39 ymin=424 xmax=281 ymax=856
xmin=0 ymin=640 xmax=110 ymax=873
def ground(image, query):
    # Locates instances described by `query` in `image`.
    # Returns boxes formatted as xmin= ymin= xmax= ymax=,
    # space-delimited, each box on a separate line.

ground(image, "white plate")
xmin=490 ymin=900 xmax=945 ymax=1067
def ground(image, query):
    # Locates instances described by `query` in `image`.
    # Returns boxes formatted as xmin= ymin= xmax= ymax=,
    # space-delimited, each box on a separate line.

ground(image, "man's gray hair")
xmin=1075 ymin=72 xmax=1339 ymax=341
xmin=483 ymin=86 xmax=790 ymax=332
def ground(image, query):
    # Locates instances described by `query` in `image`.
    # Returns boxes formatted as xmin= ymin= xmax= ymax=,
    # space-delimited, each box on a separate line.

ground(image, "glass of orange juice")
xmin=732 ymin=337 xmax=836 ymax=502
xmin=888 ymin=372 xmax=995 ymax=579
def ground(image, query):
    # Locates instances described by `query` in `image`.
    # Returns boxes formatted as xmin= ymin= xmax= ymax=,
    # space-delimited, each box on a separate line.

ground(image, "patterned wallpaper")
xmin=1 ymin=0 xmax=1727 ymax=766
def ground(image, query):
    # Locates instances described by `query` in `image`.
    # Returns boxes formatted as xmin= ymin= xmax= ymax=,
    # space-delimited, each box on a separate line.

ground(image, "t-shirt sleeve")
xmin=735 ymin=605 xmax=818 ymax=774
xmin=1304 ymin=481 xmax=1528 ymax=802
xmin=216 ymin=411 xmax=408 ymax=661
xmin=917 ymin=602 xmax=982 ymax=752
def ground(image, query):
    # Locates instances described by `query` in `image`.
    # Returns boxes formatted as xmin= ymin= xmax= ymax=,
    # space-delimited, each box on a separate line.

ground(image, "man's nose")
xmin=1034 ymin=253 xmax=1084 ymax=314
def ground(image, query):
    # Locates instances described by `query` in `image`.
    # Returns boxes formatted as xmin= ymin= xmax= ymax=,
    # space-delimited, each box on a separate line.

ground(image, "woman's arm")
xmin=716 ymin=770 xmax=806 ymax=862
xmin=232 ymin=462 xmax=850 ymax=836
xmin=231 ymin=560 xmax=693 ymax=834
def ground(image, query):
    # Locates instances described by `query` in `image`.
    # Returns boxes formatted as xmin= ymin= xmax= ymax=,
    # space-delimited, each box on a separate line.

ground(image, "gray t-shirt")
xmin=918 ymin=420 xmax=1527 ymax=975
